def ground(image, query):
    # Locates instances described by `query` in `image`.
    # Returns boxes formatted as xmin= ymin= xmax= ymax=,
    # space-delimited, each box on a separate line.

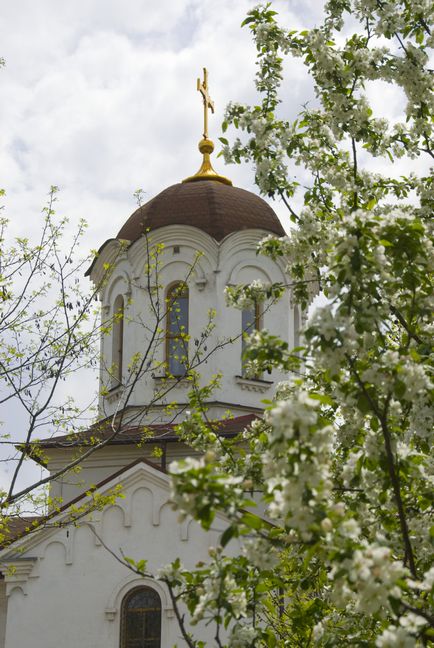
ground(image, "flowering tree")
xmin=152 ymin=2 xmax=434 ymax=645
xmin=0 ymin=187 xmax=103 ymax=511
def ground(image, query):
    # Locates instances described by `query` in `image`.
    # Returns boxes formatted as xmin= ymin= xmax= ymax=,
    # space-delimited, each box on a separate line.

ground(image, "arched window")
xmin=111 ymin=295 xmax=124 ymax=387
xmin=120 ymin=586 xmax=161 ymax=648
xmin=166 ymin=283 xmax=189 ymax=377
xmin=293 ymin=305 xmax=300 ymax=349
xmin=241 ymin=300 xmax=261 ymax=377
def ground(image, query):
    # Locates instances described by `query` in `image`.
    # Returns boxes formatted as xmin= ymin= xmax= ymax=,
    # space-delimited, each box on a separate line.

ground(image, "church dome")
xmin=117 ymin=180 xmax=285 ymax=243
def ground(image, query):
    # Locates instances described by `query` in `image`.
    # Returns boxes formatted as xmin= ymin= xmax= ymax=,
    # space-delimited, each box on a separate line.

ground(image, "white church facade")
xmin=0 ymin=72 xmax=297 ymax=647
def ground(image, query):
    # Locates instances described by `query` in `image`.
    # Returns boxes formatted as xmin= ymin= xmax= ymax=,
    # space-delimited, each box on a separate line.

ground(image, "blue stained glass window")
xmin=166 ymin=283 xmax=189 ymax=376
xmin=112 ymin=294 xmax=124 ymax=387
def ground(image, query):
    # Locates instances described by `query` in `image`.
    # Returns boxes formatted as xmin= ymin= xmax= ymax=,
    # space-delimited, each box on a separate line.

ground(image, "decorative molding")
xmin=105 ymin=607 xmax=117 ymax=621
xmin=180 ymin=517 xmax=192 ymax=541
xmin=105 ymin=575 xmax=174 ymax=623
xmin=226 ymin=260 xmax=273 ymax=287
xmin=234 ymin=375 xmax=273 ymax=393
xmin=194 ymin=277 xmax=207 ymax=291
xmin=88 ymin=239 xmax=123 ymax=287
xmin=128 ymin=224 xmax=218 ymax=267
xmin=65 ymin=527 xmax=74 ymax=564
xmin=153 ymin=376 xmax=190 ymax=389
xmin=106 ymin=384 xmax=124 ymax=404
xmin=219 ymin=229 xmax=289 ymax=278
xmin=4 ymin=558 xmax=38 ymax=596
xmin=105 ymin=270 xmax=132 ymax=305
xmin=84 ymin=516 xmax=103 ymax=546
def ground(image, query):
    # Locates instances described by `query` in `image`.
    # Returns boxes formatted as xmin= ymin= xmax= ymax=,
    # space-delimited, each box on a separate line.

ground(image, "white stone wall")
xmin=91 ymin=225 xmax=293 ymax=423
xmin=0 ymin=583 xmax=7 ymax=648
xmin=47 ymin=443 xmax=201 ymax=506
xmin=0 ymin=462 xmax=234 ymax=648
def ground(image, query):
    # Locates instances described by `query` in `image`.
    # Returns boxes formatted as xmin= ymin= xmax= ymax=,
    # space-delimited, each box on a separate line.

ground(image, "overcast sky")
xmin=0 ymin=0 xmax=327 ymax=247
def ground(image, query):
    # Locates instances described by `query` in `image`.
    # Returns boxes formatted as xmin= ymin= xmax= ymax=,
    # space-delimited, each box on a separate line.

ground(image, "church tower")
xmin=38 ymin=69 xmax=297 ymax=504
xmin=85 ymin=69 xmax=294 ymax=436
xmin=0 ymin=70 xmax=299 ymax=648
xmin=29 ymin=69 xmax=297 ymax=506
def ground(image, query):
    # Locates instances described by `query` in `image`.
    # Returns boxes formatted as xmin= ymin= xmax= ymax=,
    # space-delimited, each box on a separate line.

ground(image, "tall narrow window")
xmin=120 ymin=586 xmax=161 ymax=648
xmin=241 ymin=301 xmax=261 ymax=377
xmin=111 ymin=294 xmax=124 ymax=387
xmin=166 ymin=283 xmax=189 ymax=377
xmin=294 ymin=305 xmax=300 ymax=349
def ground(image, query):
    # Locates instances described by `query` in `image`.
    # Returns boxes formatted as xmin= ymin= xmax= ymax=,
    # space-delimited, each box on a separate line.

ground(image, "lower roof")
xmin=35 ymin=413 xmax=258 ymax=451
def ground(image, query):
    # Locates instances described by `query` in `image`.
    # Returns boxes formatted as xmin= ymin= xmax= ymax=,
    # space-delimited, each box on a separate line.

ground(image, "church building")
xmin=0 ymin=71 xmax=296 ymax=647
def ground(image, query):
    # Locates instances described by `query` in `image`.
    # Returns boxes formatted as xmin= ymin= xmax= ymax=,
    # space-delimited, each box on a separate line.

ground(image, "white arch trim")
xmin=5 ymin=583 xmax=26 ymax=598
xmin=160 ymin=258 xmax=207 ymax=287
xmin=227 ymin=261 xmax=274 ymax=286
xmin=104 ymin=270 xmax=132 ymax=307
xmin=105 ymin=574 xmax=174 ymax=621
xmin=224 ymin=245 xmax=287 ymax=283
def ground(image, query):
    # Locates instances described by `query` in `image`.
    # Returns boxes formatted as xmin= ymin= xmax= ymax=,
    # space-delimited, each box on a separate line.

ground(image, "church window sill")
xmin=235 ymin=375 xmax=273 ymax=393
xmin=105 ymin=383 xmax=124 ymax=404
xmin=153 ymin=375 xmax=191 ymax=388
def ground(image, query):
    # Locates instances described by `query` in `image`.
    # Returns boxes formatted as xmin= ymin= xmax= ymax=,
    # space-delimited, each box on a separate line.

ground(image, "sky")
xmin=0 ymin=0 xmax=325 ymax=248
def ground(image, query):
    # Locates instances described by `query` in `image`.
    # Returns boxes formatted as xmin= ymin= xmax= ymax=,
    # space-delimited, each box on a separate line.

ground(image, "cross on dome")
xmin=183 ymin=68 xmax=232 ymax=186
xmin=197 ymin=67 xmax=214 ymax=140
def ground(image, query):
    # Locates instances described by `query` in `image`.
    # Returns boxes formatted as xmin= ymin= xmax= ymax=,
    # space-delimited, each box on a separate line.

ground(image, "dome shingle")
xmin=117 ymin=181 xmax=285 ymax=242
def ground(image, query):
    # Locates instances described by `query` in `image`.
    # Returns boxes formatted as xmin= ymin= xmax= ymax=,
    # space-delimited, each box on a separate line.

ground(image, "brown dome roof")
xmin=117 ymin=181 xmax=285 ymax=242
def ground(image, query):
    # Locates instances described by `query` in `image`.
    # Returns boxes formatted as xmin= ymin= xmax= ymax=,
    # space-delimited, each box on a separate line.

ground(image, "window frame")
xmin=241 ymin=299 xmax=262 ymax=379
xmin=111 ymin=294 xmax=125 ymax=388
xmin=165 ymin=282 xmax=189 ymax=377
xmin=119 ymin=585 xmax=162 ymax=648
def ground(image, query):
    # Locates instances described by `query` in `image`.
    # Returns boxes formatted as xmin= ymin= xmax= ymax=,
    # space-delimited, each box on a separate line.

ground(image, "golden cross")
xmin=197 ymin=67 xmax=214 ymax=140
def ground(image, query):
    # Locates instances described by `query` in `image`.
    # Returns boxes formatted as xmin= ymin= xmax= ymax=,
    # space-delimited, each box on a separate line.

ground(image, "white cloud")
xmin=1 ymin=0 xmax=316 ymax=239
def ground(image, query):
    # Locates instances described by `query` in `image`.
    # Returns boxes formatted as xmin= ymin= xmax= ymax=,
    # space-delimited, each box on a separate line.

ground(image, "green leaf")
xmin=357 ymin=393 xmax=371 ymax=414
xmin=394 ymin=380 xmax=406 ymax=398
xmin=308 ymin=392 xmax=334 ymax=406
xmin=256 ymin=581 xmax=271 ymax=593
xmin=136 ymin=559 xmax=148 ymax=573
xmin=220 ymin=525 xmax=237 ymax=547
xmin=416 ymin=30 xmax=424 ymax=44
xmin=240 ymin=512 xmax=263 ymax=530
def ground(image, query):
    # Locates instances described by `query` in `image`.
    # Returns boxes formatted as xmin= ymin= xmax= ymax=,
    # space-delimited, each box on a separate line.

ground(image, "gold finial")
xmin=183 ymin=68 xmax=232 ymax=186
